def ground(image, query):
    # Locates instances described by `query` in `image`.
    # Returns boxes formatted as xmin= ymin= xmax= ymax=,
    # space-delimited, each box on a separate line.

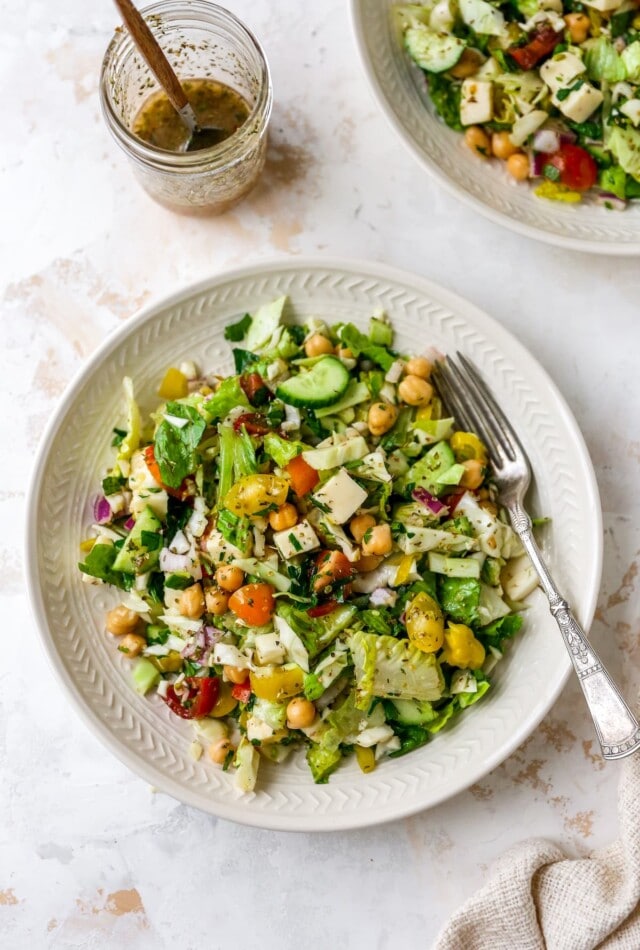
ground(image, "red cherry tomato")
xmin=233 ymin=412 xmax=270 ymax=435
xmin=163 ymin=676 xmax=220 ymax=719
xmin=231 ymin=679 xmax=252 ymax=703
xmin=228 ymin=583 xmax=276 ymax=626
xmin=307 ymin=600 xmax=338 ymax=618
xmin=240 ymin=372 xmax=271 ymax=406
xmin=508 ymin=24 xmax=562 ymax=70
xmin=313 ymin=550 xmax=355 ymax=594
xmin=143 ymin=444 xmax=191 ymax=500
xmin=543 ymin=144 xmax=598 ymax=191
xmin=285 ymin=454 xmax=319 ymax=496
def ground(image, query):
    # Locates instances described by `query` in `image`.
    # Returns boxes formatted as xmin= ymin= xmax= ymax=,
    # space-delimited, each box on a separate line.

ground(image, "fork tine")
xmin=456 ymin=353 xmax=527 ymax=462
xmin=436 ymin=358 xmax=506 ymax=464
xmin=432 ymin=363 xmax=475 ymax=432
xmin=447 ymin=357 xmax=514 ymax=463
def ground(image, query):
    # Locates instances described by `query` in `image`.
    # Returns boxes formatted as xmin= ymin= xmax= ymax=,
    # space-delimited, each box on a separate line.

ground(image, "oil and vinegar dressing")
xmin=131 ymin=78 xmax=251 ymax=151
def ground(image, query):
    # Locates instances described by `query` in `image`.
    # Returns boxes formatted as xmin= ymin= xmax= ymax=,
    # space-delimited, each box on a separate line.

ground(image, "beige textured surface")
xmin=2 ymin=0 xmax=640 ymax=947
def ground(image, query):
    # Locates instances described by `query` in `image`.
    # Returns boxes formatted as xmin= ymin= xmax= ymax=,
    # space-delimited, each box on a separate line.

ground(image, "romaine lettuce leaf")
xmin=153 ymin=401 xmax=206 ymax=489
xmin=350 ymin=631 xmax=445 ymax=708
xmin=438 ymin=576 xmax=481 ymax=625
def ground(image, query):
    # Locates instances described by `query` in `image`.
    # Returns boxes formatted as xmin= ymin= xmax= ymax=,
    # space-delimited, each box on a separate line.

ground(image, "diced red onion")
xmin=93 ymin=496 xmax=112 ymax=524
xmin=560 ymin=130 xmax=577 ymax=145
xmin=533 ymin=129 xmax=560 ymax=154
xmin=370 ymin=588 xmax=397 ymax=608
xmin=203 ymin=625 xmax=224 ymax=645
xmin=124 ymin=516 xmax=135 ymax=531
xmin=412 ymin=486 xmax=448 ymax=517
xmin=593 ymin=191 xmax=627 ymax=211
xmin=529 ymin=151 xmax=548 ymax=178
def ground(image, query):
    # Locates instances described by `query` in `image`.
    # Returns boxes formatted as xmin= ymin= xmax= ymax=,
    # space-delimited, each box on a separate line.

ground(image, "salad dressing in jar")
xmin=100 ymin=1 xmax=272 ymax=215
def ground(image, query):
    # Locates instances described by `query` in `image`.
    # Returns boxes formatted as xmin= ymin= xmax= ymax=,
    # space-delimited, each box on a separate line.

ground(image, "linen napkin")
xmin=434 ymin=749 xmax=640 ymax=950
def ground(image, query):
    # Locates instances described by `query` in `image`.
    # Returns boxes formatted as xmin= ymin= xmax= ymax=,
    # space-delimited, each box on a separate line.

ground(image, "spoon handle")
xmin=113 ymin=0 xmax=190 ymax=114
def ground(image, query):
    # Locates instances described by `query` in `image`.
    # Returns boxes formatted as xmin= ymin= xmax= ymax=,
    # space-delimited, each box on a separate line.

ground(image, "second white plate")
xmin=350 ymin=0 xmax=640 ymax=254
xmin=26 ymin=257 xmax=602 ymax=830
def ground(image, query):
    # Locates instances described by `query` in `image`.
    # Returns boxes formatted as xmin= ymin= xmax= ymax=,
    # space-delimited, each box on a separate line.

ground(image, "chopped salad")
xmin=397 ymin=0 xmax=640 ymax=207
xmin=79 ymin=298 xmax=538 ymax=792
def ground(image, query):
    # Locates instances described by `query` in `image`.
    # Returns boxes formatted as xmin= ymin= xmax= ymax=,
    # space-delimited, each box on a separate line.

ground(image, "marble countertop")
xmin=2 ymin=0 xmax=639 ymax=947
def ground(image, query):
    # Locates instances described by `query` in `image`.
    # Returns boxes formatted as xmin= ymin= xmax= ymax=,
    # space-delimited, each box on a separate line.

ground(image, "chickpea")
xmin=491 ymin=132 xmax=519 ymax=161
xmin=460 ymin=458 xmax=485 ymax=490
xmin=404 ymin=356 xmax=432 ymax=380
xmin=361 ymin=523 xmax=393 ymax=557
xmin=305 ymin=333 xmax=333 ymax=358
xmin=506 ymin=153 xmax=529 ymax=182
xmin=208 ymin=738 xmax=234 ymax=765
xmin=368 ymin=401 xmax=398 ymax=436
xmin=357 ymin=554 xmax=383 ymax=573
xmin=105 ymin=605 xmax=142 ymax=636
xmin=286 ymin=697 xmax=317 ymax=729
xmin=335 ymin=345 xmax=354 ymax=359
xmin=398 ymin=375 xmax=433 ymax=407
xmin=118 ymin=633 xmax=146 ymax=658
xmin=464 ymin=126 xmax=492 ymax=159
xmin=350 ymin=513 xmax=376 ymax=544
xmin=224 ymin=664 xmax=249 ymax=684
xmin=450 ymin=48 xmax=484 ymax=79
xmin=205 ymin=587 xmax=229 ymax=616
xmin=269 ymin=502 xmax=298 ymax=532
xmin=215 ymin=565 xmax=245 ymax=592
xmin=178 ymin=582 xmax=205 ymax=619
xmin=564 ymin=12 xmax=590 ymax=43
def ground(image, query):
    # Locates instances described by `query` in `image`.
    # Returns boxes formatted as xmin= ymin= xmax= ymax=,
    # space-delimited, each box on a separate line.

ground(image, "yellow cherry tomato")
xmin=223 ymin=474 xmax=289 ymax=517
xmin=450 ymin=431 xmax=488 ymax=464
xmin=249 ymin=664 xmax=305 ymax=702
xmin=441 ymin=622 xmax=486 ymax=670
xmin=405 ymin=591 xmax=445 ymax=653
xmin=158 ymin=367 xmax=188 ymax=400
xmin=208 ymin=681 xmax=238 ymax=718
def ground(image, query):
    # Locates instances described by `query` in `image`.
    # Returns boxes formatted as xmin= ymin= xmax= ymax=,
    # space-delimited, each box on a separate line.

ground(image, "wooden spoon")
xmin=114 ymin=0 xmax=225 ymax=151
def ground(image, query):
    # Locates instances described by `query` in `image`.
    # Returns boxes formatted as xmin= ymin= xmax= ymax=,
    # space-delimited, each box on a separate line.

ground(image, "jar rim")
xmin=99 ymin=0 xmax=272 ymax=171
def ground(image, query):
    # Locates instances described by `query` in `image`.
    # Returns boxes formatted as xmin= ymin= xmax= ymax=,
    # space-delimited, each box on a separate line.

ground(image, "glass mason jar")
xmin=99 ymin=1 xmax=272 ymax=215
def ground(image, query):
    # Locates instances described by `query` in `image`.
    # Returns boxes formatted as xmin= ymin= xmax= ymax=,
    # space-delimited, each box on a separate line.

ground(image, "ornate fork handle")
xmin=508 ymin=501 xmax=640 ymax=760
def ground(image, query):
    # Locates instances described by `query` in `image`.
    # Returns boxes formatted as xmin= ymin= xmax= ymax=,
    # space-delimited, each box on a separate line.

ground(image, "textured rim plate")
xmin=350 ymin=0 xmax=640 ymax=255
xmin=26 ymin=258 xmax=602 ymax=831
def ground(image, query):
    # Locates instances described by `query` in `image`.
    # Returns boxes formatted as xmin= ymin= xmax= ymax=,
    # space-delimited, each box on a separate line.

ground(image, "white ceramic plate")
xmin=350 ymin=0 xmax=640 ymax=254
xmin=26 ymin=258 xmax=602 ymax=831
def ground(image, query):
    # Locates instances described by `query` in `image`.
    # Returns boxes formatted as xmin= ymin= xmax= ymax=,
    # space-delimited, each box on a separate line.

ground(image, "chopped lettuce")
xmin=263 ymin=431 xmax=307 ymax=468
xmin=277 ymin=603 xmax=358 ymax=659
xmin=438 ymin=576 xmax=481 ymax=626
xmin=350 ymin=631 xmax=445 ymax=708
xmin=337 ymin=323 xmax=396 ymax=371
xmin=202 ymin=377 xmax=249 ymax=422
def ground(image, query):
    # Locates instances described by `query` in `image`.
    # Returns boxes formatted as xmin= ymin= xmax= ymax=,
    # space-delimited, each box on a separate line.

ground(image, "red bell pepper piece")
xmin=231 ymin=679 xmax=252 ymax=704
xmin=508 ymin=24 xmax=562 ymax=70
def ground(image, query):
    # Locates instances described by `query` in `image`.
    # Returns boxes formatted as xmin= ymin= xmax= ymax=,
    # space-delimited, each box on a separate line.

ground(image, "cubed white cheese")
xmin=311 ymin=468 xmax=368 ymax=525
xmin=246 ymin=716 xmax=279 ymax=743
xmin=273 ymin=519 xmax=320 ymax=559
xmin=130 ymin=488 xmax=169 ymax=520
xmin=540 ymin=53 xmax=585 ymax=95
xmin=620 ymin=99 xmax=640 ymax=126
xmin=205 ymin=528 xmax=249 ymax=564
xmin=556 ymin=82 xmax=604 ymax=123
xmin=460 ymin=79 xmax=494 ymax=126
xmin=254 ymin=633 xmax=286 ymax=666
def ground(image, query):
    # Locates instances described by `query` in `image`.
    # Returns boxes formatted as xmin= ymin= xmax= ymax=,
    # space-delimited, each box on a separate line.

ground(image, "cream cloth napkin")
xmin=434 ymin=751 xmax=640 ymax=950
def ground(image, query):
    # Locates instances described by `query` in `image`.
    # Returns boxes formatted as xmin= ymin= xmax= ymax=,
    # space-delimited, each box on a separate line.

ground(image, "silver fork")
xmin=434 ymin=353 xmax=640 ymax=761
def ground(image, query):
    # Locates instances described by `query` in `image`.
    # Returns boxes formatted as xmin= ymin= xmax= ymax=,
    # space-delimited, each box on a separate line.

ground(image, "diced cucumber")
xmin=405 ymin=24 xmax=465 ymax=73
xmin=146 ymin=624 xmax=169 ymax=645
xmin=276 ymin=356 xmax=350 ymax=409
xmin=436 ymin=462 xmax=465 ymax=486
xmin=389 ymin=698 xmax=437 ymax=725
xmin=112 ymin=505 xmax=162 ymax=574
xmin=428 ymin=551 xmax=481 ymax=578
xmin=164 ymin=571 xmax=193 ymax=589
xmin=315 ymin=380 xmax=370 ymax=418
xmin=131 ymin=657 xmax=161 ymax=695
xmin=408 ymin=441 xmax=456 ymax=496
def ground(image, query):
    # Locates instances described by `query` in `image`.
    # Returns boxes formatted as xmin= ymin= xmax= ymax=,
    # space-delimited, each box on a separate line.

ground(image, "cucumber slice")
xmin=276 ymin=356 xmax=350 ymax=409
xmin=405 ymin=25 xmax=465 ymax=74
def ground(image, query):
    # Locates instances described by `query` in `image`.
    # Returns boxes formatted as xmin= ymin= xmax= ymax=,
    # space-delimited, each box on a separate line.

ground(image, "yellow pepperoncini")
xmin=450 ymin=431 xmax=488 ymax=464
xmin=405 ymin=591 xmax=445 ymax=653
xmin=158 ymin=367 xmax=189 ymax=400
xmin=441 ymin=623 xmax=485 ymax=670
xmin=356 ymin=746 xmax=376 ymax=774
xmin=223 ymin=474 xmax=289 ymax=517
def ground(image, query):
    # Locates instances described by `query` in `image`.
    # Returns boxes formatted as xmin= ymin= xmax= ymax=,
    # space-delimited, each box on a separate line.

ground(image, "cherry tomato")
xmin=441 ymin=488 xmax=466 ymax=513
xmin=307 ymin=600 xmax=338 ymax=618
xmin=231 ymin=679 xmax=252 ymax=703
xmin=285 ymin=454 xmax=319 ymax=496
xmin=543 ymin=144 xmax=598 ymax=191
xmin=143 ymin=444 xmax=190 ymax=500
xmin=228 ymin=583 xmax=276 ymax=626
xmin=240 ymin=372 xmax=271 ymax=406
xmin=313 ymin=550 xmax=355 ymax=594
xmin=163 ymin=676 xmax=219 ymax=719
xmin=233 ymin=412 xmax=270 ymax=435
xmin=508 ymin=24 xmax=562 ymax=69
